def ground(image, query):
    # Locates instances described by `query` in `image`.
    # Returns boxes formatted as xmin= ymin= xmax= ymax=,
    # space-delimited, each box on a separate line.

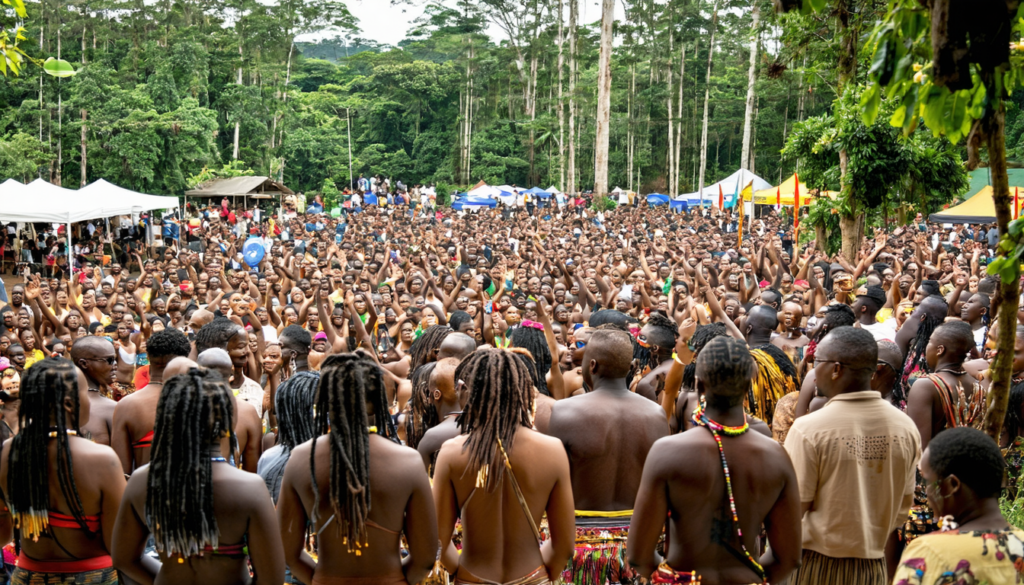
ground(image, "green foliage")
xmin=592 ymin=195 xmax=618 ymax=212
xmin=0 ymin=132 xmax=52 ymax=181
xmin=805 ymin=197 xmax=843 ymax=255
xmin=321 ymin=178 xmax=341 ymax=210
xmin=187 ymin=161 xmax=254 ymax=190
xmin=0 ymin=0 xmax=30 ymax=76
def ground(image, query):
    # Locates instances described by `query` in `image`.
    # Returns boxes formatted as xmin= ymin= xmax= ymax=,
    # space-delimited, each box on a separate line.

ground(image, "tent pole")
xmin=67 ymin=221 xmax=73 ymax=280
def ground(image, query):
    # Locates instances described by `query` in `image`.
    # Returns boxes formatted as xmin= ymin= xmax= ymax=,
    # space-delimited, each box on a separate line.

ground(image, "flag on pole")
xmin=776 ymin=186 xmax=781 ymax=212
xmin=718 ymin=184 xmax=724 ymax=210
xmin=1016 ymin=186 xmax=1019 ymax=220
xmin=794 ymin=173 xmax=801 ymax=230
xmin=738 ymin=181 xmax=753 ymax=249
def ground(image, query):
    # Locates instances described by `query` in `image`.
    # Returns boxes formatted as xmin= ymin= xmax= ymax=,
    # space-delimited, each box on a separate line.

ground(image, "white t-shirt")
xmin=861 ymin=320 xmax=898 ymax=343
xmin=974 ymin=326 xmax=986 ymax=352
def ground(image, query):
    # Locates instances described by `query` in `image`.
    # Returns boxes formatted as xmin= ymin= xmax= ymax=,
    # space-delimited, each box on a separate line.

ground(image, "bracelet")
xmin=672 ymin=351 xmax=687 ymax=366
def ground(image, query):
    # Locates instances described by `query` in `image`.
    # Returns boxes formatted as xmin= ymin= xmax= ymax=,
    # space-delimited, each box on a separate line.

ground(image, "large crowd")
xmin=0 ymin=186 xmax=1018 ymax=585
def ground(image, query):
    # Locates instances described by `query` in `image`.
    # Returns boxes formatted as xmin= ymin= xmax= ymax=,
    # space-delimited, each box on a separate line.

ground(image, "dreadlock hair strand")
xmin=312 ymin=352 xmax=397 ymax=555
xmin=509 ymin=325 xmax=552 ymax=396
xmin=145 ymin=368 xmax=237 ymax=558
xmin=408 ymin=325 xmax=452 ymax=375
xmin=405 ymin=363 xmax=439 ymax=450
xmin=456 ymin=348 xmax=535 ymax=492
xmin=276 ymin=371 xmax=320 ymax=451
xmin=8 ymin=358 xmax=89 ymax=540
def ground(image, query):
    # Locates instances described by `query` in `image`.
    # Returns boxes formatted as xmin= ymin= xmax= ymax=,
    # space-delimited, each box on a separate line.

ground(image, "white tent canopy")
xmin=677 ymin=169 xmax=773 ymax=204
xmin=0 ymin=178 xmax=178 ymax=224
xmin=545 ymin=185 xmax=563 ymax=195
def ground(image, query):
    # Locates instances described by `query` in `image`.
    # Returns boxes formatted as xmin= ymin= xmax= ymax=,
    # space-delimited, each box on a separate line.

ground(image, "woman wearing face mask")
xmin=892 ymin=427 xmax=1024 ymax=583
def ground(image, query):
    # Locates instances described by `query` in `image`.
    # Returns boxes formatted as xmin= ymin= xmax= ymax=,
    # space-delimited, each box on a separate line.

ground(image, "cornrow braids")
xmin=7 ymin=358 xmax=89 ymax=540
xmin=276 ymin=371 xmax=320 ymax=451
xmin=405 ymin=363 xmax=439 ymax=450
xmin=509 ymin=326 xmax=551 ymax=396
xmin=456 ymin=348 xmax=534 ymax=492
xmin=145 ymin=368 xmax=237 ymax=558
xmin=895 ymin=313 xmax=944 ymax=409
xmin=311 ymin=352 xmax=396 ymax=555
xmin=408 ymin=325 xmax=452 ymax=374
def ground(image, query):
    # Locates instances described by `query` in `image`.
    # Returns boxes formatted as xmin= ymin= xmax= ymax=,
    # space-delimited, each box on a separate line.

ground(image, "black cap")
xmin=858 ymin=284 xmax=887 ymax=307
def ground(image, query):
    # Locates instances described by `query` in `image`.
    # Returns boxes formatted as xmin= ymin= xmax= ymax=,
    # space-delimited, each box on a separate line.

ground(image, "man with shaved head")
xmin=415 ymin=357 xmax=463 ymax=472
xmin=193 ymin=343 xmax=264 ymax=473
xmin=547 ymin=327 xmax=669 ymax=585
xmin=71 ymin=335 xmax=117 ymax=445
xmin=628 ymin=337 xmax=801 ymax=583
xmin=436 ymin=332 xmax=477 ymax=361
xmin=743 ymin=305 xmax=799 ymax=429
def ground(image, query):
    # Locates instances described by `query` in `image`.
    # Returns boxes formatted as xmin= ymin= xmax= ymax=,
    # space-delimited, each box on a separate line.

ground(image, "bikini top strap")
xmin=496 ymin=438 xmax=542 ymax=545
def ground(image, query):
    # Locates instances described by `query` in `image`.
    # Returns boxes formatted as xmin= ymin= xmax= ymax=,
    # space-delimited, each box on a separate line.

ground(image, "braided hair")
xmin=7 ymin=358 xmax=89 ymax=540
xmin=633 ymin=312 xmax=678 ymax=375
xmin=895 ymin=310 xmax=945 ymax=409
xmin=509 ymin=326 xmax=551 ymax=396
xmin=408 ymin=324 xmax=452 ymax=374
xmin=456 ymin=348 xmax=534 ymax=492
xmin=276 ymin=371 xmax=320 ymax=451
xmin=194 ymin=317 xmax=242 ymax=354
xmin=405 ymin=363 xmax=439 ymax=450
xmin=145 ymin=368 xmax=237 ymax=557
xmin=312 ymin=352 xmax=397 ymax=553
xmin=682 ymin=323 xmax=728 ymax=393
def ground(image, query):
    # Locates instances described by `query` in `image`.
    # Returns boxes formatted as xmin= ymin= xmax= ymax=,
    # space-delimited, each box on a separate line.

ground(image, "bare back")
xmin=83 ymin=393 xmax=116 ymax=446
xmin=630 ymin=428 xmax=800 ymax=584
xmin=110 ymin=385 xmax=161 ymax=474
xmin=548 ymin=390 xmax=669 ymax=510
xmin=433 ymin=427 xmax=574 ymax=583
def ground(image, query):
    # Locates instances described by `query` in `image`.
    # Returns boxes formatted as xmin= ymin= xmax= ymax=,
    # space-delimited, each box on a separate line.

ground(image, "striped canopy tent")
xmin=928 ymin=186 xmax=998 ymax=223
xmin=750 ymin=174 xmax=839 ymax=206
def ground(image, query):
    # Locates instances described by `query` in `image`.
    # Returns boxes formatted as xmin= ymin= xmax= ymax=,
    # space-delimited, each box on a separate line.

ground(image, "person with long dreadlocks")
xmin=395 ymin=324 xmax=452 ymax=413
xmin=547 ymin=328 xmax=668 ymax=585
xmin=111 ymin=367 xmax=284 ymax=585
xmin=631 ymin=312 xmax=679 ymax=404
xmin=110 ymin=328 xmax=191 ymax=474
xmin=901 ymin=320 xmax=985 ymax=544
xmin=404 ymin=362 xmax=439 ymax=450
xmin=627 ymin=337 xmax=802 ymax=584
xmin=0 ymin=358 xmax=126 ymax=585
xmin=276 ymin=351 xmax=437 ymax=585
xmin=433 ymin=348 xmax=575 ymax=585
xmin=257 ymin=370 xmax=319 ymax=504
xmin=893 ymin=295 xmax=949 ymax=411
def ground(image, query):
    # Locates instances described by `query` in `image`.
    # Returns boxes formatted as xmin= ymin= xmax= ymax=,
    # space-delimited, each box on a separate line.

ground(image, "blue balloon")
xmin=243 ymin=238 xmax=265 ymax=266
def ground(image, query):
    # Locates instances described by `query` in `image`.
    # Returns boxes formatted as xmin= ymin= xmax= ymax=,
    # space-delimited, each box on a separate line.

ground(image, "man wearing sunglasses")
xmin=70 ymin=336 xmax=118 ymax=446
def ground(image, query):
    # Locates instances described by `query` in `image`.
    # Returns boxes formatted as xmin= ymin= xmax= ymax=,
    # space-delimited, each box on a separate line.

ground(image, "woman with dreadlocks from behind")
xmin=404 ymin=363 xmax=438 ymax=450
xmin=893 ymin=295 xmax=949 ymax=411
xmin=395 ymin=325 xmax=451 ymax=442
xmin=257 ymin=370 xmax=319 ymax=504
xmin=276 ymin=351 xmax=437 ymax=585
xmin=0 ymin=358 xmax=125 ymax=585
xmin=433 ymin=347 xmax=575 ymax=585
xmin=111 ymin=367 xmax=284 ymax=585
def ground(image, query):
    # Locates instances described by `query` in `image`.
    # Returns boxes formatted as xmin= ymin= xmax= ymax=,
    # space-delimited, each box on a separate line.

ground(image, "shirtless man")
xmin=416 ymin=358 xmax=462 ymax=473
xmin=562 ymin=326 xmax=591 ymax=396
xmin=628 ymin=336 xmax=801 ymax=584
xmin=772 ymin=301 xmax=809 ymax=366
xmin=547 ymin=328 xmax=669 ymax=584
xmin=193 ymin=349 xmax=263 ymax=472
xmin=70 ymin=336 xmax=117 ymax=446
xmin=110 ymin=328 xmax=192 ymax=474
xmin=111 ymin=320 xmax=138 ymax=398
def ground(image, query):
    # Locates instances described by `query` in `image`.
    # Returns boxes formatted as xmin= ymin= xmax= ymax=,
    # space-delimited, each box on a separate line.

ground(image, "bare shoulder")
xmin=73 ymin=436 xmax=121 ymax=463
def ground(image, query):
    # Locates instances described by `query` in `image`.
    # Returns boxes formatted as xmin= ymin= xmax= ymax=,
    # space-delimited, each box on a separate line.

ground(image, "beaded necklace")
xmin=692 ymin=404 xmax=765 ymax=581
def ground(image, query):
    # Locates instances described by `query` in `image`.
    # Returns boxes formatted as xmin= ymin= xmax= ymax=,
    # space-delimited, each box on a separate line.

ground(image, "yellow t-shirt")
xmin=24 ymin=349 xmax=45 ymax=369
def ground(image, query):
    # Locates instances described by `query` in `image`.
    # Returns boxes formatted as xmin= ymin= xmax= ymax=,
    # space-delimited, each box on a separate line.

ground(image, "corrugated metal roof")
xmin=185 ymin=176 xmax=294 ymax=197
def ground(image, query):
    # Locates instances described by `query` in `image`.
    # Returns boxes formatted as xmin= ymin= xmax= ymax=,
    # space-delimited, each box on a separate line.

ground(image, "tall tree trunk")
xmin=836 ymin=0 xmax=861 ymax=261
xmin=593 ymin=0 xmax=614 ymax=198
xmin=981 ymin=85 xmax=1018 ymax=443
xmin=697 ymin=2 xmax=719 ymax=205
xmin=740 ymin=4 xmax=759 ymax=171
xmin=233 ymin=46 xmax=242 ymax=161
xmin=666 ymin=29 xmax=674 ymax=197
xmin=675 ymin=42 xmax=685 ymax=194
xmin=557 ymin=0 xmax=565 ymax=192
xmin=568 ymin=0 xmax=577 ymax=198
xmin=80 ymin=109 xmax=87 ymax=187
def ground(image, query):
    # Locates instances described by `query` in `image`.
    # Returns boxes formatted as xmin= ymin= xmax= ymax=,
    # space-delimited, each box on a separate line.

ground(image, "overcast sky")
xmin=329 ymin=0 xmax=624 ymax=47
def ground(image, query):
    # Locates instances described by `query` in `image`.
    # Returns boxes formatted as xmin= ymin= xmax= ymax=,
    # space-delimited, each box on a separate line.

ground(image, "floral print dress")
xmin=894 ymin=529 xmax=1024 ymax=585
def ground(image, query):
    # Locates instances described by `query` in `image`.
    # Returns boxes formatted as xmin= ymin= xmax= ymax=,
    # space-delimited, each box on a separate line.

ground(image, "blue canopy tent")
xmin=362 ymin=191 xmax=378 ymax=206
xmin=451 ymin=195 xmax=498 ymax=211
xmin=647 ymin=193 xmax=670 ymax=206
xmin=524 ymin=186 xmax=551 ymax=199
xmin=669 ymin=198 xmax=688 ymax=212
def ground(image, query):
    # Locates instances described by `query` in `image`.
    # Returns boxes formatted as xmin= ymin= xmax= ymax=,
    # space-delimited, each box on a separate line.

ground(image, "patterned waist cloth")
xmin=563 ymin=510 xmax=636 ymax=585
xmin=454 ymin=566 xmax=551 ymax=585
xmin=12 ymin=554 xmax=117 ymax=585
xmin=651 ymin=564 xmax=702 ymax=584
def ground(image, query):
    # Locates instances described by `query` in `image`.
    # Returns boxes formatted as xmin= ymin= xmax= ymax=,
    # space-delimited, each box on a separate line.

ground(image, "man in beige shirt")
xmin=784 ymin=326 xmax=920 ymax=585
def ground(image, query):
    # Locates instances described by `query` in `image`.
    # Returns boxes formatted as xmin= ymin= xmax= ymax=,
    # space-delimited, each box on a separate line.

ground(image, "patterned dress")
xmin=894 ymin=529 xmax=1024 ymax=585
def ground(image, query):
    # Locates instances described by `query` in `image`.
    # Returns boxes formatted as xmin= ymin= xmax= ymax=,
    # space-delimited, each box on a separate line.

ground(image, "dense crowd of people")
xmin=0 ymin=190 xmax=1020 ymax=585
